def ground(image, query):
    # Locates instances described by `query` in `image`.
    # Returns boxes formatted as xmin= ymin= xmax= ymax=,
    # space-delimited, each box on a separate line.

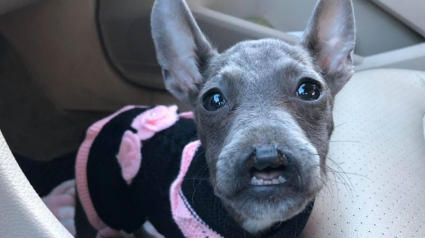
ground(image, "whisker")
xmin=334 ymin=122 xmax=348 ymax=128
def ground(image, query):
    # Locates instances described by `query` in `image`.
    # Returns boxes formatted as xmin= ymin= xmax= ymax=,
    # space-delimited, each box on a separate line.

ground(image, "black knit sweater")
xmin=79 ymin=106 xmax=313 ymax=237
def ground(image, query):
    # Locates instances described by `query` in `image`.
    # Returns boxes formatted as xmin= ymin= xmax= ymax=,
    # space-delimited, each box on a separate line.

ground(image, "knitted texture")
xmin=76 ymin=105 xmax=139 ymax=230
xmin=181 ymin=147 xmax=314 ymax=238
xmin=170 ymin=140 xmax=223 ymax=238
xmin=75 ymin=105 xmax=313 ymax=237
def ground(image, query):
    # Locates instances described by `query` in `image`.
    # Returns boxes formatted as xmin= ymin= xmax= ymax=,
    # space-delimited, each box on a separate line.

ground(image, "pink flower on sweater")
xmin=116 ymin=130 xmax=142 ymax=185
xmin=131 ymin=105 xmax=179 ymax=140
xmin=179 ymin=111 xmax=195 ymax=119
xmin=117 ymin=105 xmax=179 ymax=185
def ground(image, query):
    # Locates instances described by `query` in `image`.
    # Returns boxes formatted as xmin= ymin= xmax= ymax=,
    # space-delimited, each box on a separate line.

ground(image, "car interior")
xmin=0 ymin=0 xmax=424 ymax=237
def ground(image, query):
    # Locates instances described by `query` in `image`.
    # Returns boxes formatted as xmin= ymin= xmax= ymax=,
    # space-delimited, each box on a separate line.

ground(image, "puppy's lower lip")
xmin=251 ymin=175 xmax=286 ymax=185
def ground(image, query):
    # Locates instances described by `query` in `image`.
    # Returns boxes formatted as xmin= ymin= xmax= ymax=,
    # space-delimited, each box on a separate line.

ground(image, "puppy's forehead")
xmin=207 ymin=39 xmax=320 ymax=83
xmin=225 ymin=39 xmax=303 ymax=64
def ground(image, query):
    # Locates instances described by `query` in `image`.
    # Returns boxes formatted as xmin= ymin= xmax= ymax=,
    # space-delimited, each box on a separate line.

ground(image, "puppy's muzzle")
xmin=239 ymin=146 xmax=298 ymax=186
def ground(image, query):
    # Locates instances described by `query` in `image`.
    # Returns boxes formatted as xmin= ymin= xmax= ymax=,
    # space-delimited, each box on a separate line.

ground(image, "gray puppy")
xmin=74 ymin=0 xmax=356 ymax=237
xmin=151 ymin=0 xmax=355 ymax=234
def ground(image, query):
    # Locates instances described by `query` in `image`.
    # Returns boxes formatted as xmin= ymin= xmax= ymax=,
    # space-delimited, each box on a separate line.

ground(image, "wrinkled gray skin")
xmin=151 ymin=0 xmax=356 ymax=234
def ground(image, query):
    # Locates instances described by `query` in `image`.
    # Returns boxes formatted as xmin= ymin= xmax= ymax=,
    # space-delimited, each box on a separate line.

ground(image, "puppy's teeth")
xmin=278 ymin=176 xmax=286 ymax=184
xmin=251 ymin=176 xmax=258 ymax=185
xmin=264 ymin=180 xmax=271 ymax=185
xmin=272 ymin=179 xmax=279 ymax=185
xmin=257 ymin=179 xmax=264 ymax=185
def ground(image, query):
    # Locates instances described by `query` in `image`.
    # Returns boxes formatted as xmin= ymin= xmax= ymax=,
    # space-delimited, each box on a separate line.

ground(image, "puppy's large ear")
xmin=301 ymin=0 xmax=356 ymax=95
xmin=151 ymin=0 xmax=216 ymax=106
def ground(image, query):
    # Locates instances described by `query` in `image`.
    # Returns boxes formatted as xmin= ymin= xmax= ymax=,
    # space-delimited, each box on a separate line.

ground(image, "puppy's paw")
xmin=42 ymin=179 xmax=76 ymax=236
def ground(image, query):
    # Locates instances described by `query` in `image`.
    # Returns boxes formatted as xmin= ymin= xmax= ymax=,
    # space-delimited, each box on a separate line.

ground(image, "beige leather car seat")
xmin=302 ymin=69 xmax=425 ymax=237
xmin=0 ymin=69 xmax=424 ymax=237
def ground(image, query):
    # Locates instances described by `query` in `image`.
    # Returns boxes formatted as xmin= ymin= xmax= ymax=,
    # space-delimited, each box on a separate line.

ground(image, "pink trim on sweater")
xmin=170 ymin=141 xmax=223 ymax=238
xmin=76 ymin=105 xmax=141 ymax=230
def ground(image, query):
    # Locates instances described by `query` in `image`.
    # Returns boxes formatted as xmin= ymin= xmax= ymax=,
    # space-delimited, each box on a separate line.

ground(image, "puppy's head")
xmin=151 ymin=0 xmax=355 ymax=234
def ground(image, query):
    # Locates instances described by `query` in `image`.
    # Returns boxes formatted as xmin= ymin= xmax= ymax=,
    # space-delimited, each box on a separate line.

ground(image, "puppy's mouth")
xmin=250 ymin=166 xmax=286 ymax=186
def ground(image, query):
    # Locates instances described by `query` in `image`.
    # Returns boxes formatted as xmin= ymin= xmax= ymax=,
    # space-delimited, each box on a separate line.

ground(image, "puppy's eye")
xmin=297 ymin=82 xmax=321 ymax=101
xmin=203 ymin=92 xmax=226 ymax=111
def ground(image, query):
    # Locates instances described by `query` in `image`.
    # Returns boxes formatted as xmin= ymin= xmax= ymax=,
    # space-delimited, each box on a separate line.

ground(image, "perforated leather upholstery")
xmin=0 ymin=130 xmax=73 ymax=238
xmin=301 ymin=69 xmax=425 ymax=237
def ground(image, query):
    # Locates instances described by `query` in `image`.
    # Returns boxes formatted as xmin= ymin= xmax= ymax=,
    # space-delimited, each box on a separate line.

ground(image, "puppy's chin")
xmin=215 ymin=182 xmax=321 ymax=234
xmin=241 ymin=197 xmax=313 ymax=234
